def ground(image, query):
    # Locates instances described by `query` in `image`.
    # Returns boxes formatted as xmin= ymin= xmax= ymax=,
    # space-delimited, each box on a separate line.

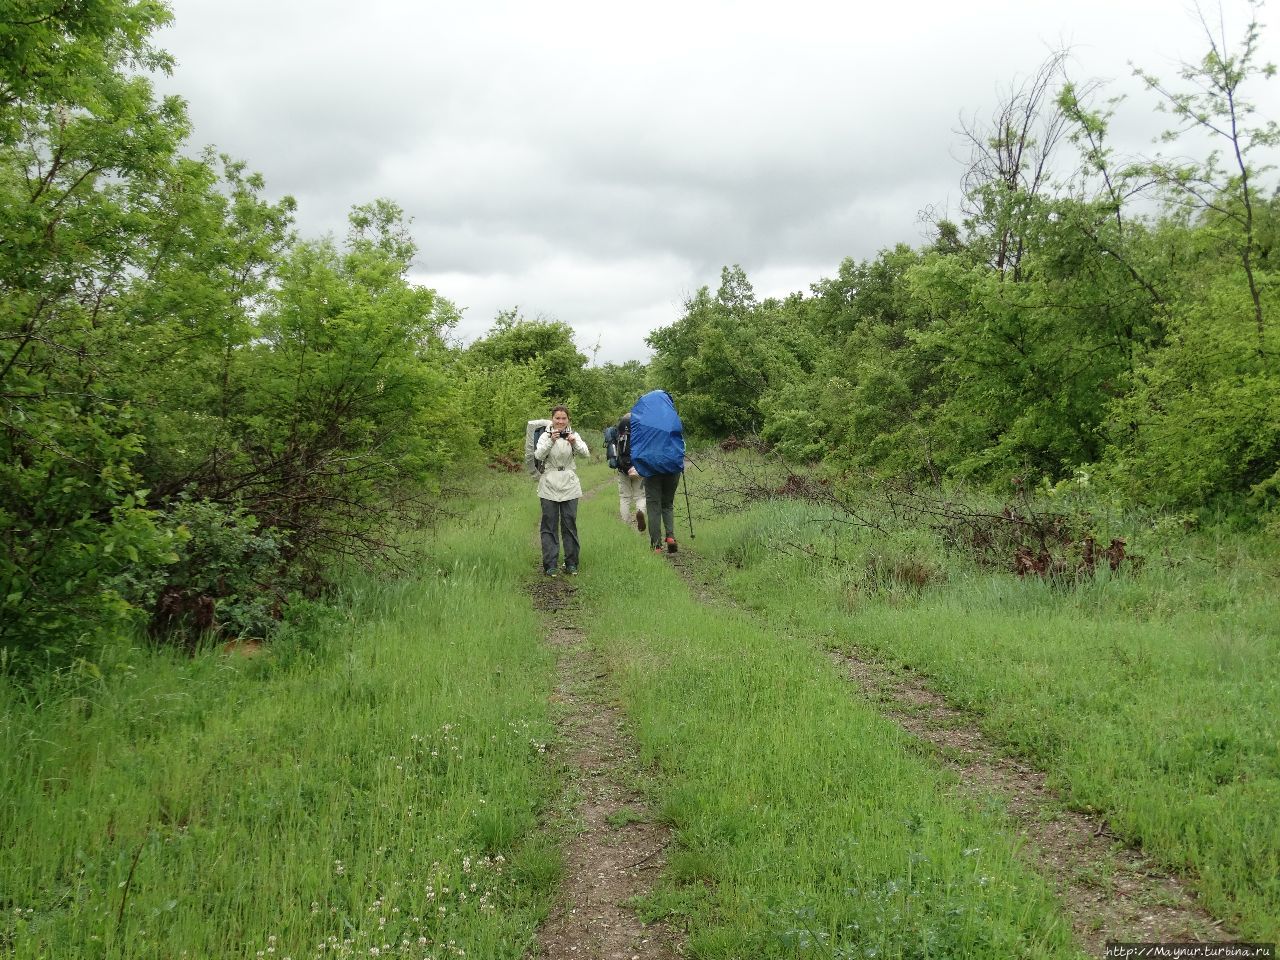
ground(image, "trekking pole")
xmin=682 ymin=469 xmax=696 ymax=540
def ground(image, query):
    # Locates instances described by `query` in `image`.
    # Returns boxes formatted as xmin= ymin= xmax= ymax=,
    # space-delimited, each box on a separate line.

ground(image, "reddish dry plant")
xmin=489 ymin=453 xmax=523 ymax=473
xmin=1012 ymin=536 xmax=1137 ymax=579
xmin=151 ymin=587 xmax=217 ymax=639
xmin=698 ymin=441 xmax=1143 ymax=583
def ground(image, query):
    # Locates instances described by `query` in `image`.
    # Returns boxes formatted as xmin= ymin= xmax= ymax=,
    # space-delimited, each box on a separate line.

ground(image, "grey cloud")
xmin=155 ymin=0 xmax=1279 ymax=363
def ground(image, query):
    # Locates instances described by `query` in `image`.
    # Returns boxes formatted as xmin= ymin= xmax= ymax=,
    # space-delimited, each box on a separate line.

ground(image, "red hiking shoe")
xmin=665 ymin=537 xmax=678 ymax=553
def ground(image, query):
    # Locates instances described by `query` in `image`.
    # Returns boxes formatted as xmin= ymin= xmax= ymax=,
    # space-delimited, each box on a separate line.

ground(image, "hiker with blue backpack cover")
xmin=533 ymin=404 xmax=589 ymax=576
xmin=629 ymin=390 xmax=685 ymax=554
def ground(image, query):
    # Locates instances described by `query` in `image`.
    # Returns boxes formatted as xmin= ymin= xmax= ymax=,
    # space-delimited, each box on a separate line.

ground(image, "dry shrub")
xmin=489 ymin=454 xmax=523 ymax=473
xmin=866 ymin=552 xmax=946 ymax=592
xmin=775 ymin=474 xmax=828 ymax=500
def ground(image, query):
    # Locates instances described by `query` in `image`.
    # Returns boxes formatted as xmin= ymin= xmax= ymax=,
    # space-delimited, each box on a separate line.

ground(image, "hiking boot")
xmin=635 ymin=508 xmax=646 ymax=532
xmin=652 ymin=544 xmax=664 ymax=553
xmin=665 ymin=537 xmax=678 ymax=553
xmin=544 ymin=568 xmax=558 ymax=578
xmin=564 ymin=564 xmax=578 ymax=576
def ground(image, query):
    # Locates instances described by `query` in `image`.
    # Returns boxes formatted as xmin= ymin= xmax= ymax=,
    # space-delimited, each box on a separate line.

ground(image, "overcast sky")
xmin=155 ymin=0 xmax=1280 ymax=363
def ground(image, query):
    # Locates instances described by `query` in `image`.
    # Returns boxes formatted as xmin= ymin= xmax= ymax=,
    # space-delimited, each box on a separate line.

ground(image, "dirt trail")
xmin=667 ymin=551 xmax=1229 ymax=958
xmin=528 ymin=501 xmax=681 ymax=960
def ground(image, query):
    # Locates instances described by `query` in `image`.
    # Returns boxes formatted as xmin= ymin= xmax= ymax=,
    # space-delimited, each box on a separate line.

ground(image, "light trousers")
xmin=617 ymin=473 xmax=646 ymax=523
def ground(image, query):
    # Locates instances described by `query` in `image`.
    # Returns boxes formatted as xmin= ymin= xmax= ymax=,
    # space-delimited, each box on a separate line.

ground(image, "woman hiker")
xmin=534 ymin=404 xmax=590 ymax=576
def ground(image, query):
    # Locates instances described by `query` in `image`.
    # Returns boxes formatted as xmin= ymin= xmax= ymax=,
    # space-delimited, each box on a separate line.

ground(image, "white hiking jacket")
xmin=535 ymin=429 xmax=589 ymax=501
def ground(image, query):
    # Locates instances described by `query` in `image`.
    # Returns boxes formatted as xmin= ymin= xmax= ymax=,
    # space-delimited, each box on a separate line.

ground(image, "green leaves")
xmin=465 ymin=309 xmax=588 ymax=404
xmin=0 ymin=2 xmax=476 ymax=662
xmin=648 ymin=266 xmax=816 ymax=439
xmin=1104 ymin=270 xmax=1280 ymax=509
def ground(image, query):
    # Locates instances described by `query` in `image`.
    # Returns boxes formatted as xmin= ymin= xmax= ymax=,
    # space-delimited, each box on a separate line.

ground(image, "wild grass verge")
xmin=690 ymin=474 xmax=1280 ymax=941
xmin=0 ymin=473 xmax=559 ymax=959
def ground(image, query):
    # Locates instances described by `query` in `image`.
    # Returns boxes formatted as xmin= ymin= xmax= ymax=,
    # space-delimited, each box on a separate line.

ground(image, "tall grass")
xmin=567 ymin=487 xmax=1083 ymax=959
xmin=691 ymin=490 xmax=1280 ymax=940
xmin=0 ymin=474 xmax=560 ymax=959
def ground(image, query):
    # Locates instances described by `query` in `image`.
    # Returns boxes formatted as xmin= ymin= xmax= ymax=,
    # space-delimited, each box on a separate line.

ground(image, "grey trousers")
xmin=540 ymin=498 xmax=580 ymax=571
xmin=642 ymin=473 xmax=680 ymax=547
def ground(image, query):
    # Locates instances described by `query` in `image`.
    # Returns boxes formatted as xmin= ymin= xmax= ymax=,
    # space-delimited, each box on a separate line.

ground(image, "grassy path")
xmin=820 ymin=643 xmax=1220 ymax=949
xmin=565 ymin=469 xmax=1084 ymax=958
xmin=6 ymin=464 xmax=1272 ymax=958
xmin=679 ymin=493 xmax=1280 ymax=943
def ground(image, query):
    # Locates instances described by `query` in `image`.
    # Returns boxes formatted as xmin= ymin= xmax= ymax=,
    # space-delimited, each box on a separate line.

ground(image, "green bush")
xmin=145 ymin=499 xmax=286 ymax=642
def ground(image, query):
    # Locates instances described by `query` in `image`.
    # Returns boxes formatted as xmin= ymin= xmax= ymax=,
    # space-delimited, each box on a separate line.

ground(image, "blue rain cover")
xmin=629 ymin=390 xmax=685 ymax=477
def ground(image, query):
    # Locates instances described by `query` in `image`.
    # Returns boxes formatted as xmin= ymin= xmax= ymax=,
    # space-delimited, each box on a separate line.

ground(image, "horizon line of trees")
xmin=5 ymin=0 xmax=1277 ymax=667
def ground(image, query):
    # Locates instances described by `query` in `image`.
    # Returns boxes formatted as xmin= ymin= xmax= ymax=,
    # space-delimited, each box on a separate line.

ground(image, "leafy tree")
xmin=649 ymin=265 xmax=818 ymax=438
xmin=0 ymin=0 xmax=195 ymax=656
xmin=0 ymin=0 xmax=475 ymax=657
xmin=1134 ymin=0 xmax=1279 ymax=353
xmin=465 ymin=309 xmax=587 ymax=401
xmin=958 ymin=52 xmax=1072 ymax=280
xmin=1103 ymin=238 xmax=1280 ymax=510
xmin=762 ymin=246 xmax=942 ymax=467
xmin=456 ymin=359 xmax=548 ymax=456
xmin=458 ymin=309 xmax=595 ymax=456
xmin=572 ymin=359 xmax=651 ymax=433
xmin=125 ymin=154 xmax=296 ymax=501
xmin=221 ymin=201 xmax=474 ymax=572
xmin=1101 ymin=2 xmax=1280 ymax=510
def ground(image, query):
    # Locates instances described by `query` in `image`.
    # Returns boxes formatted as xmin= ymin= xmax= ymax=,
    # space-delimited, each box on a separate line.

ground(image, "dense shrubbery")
xmin=0 ymin=2 xmax=650 ymax=664
xmin=646 ymin=30 xmax=1279 ymax=524
xmin=0 ymin=5 xmax=446 ymax=661
xmin=460 ymin=309 xmax=652 ymax=458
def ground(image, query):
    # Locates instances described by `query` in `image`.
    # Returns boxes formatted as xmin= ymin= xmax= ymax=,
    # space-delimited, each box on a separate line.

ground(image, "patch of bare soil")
xmin=669 ymin=553 xmax=1229 ymax=958
xmin=528 ymin=575 xmax=681 ymax=960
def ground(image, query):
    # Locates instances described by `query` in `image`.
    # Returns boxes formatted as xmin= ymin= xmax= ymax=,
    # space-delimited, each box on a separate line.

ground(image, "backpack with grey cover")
xmin=524 ymin=419 xmax=551 ymax=476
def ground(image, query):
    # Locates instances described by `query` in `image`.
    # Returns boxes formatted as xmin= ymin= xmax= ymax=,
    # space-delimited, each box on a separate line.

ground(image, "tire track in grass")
xmin=669 ymin=550 xmax=1228 ymax=957
xmin=528 ymin=481 xmax=681 ymax=960
xmin=825 ymin=649 xmax=1226 ymax=954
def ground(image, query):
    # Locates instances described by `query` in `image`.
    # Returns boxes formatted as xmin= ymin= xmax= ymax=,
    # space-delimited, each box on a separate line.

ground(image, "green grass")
xmin=688 ymin=489 xmax=1280 ymax=941
xmin=566 ymin=486 xmax=1084 ymax=959
xmin=10 ymin=459 xmax=1271 ymax=956
xmin=0 ymin=473 xmax=559 ymax=959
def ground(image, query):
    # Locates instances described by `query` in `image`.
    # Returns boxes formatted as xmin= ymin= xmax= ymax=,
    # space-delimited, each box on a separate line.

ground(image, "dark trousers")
xmin=642 ymin=473 xmax=680 ymax=547
xmin=540 ymin=498 xmax=580 ymax=571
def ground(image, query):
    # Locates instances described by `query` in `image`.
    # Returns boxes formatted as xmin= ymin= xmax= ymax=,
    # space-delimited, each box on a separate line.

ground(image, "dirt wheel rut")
xmin=529 ymin=573 xmax=681 ymax=960
xmin=829 ymin=648 xmax=1226 ymax=955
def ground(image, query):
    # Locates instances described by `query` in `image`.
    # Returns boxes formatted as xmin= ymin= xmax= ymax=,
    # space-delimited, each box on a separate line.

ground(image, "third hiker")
xmin=613 ymin=412 xmax=647 ymax=533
